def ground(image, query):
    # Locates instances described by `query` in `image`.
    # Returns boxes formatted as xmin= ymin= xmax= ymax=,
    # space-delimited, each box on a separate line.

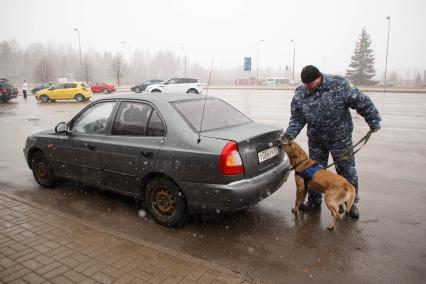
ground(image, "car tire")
xmin=102 ymin=89 xmax=109 ymax=94
xmin=187 ymin=88 xmax=198 ymax=94
xmin=31 ymin=151 xmax=55 ymax=188
xmin=134 ymin=87 xmax=141 ymax=93
xmin=75 ymin=94 xmax=85 ymax=102
xmin=40 ymin=94 xmax=50 ymax=103
xmin=145 ymin=177 xmax=187 ymax=227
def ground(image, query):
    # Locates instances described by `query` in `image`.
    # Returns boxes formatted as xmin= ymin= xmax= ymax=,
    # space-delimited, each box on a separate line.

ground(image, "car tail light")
xmin=220 ymin=141 xmax=245 ymax=175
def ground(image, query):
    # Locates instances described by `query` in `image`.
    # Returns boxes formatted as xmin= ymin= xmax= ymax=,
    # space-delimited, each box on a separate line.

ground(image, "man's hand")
xmin=279 ymin=133 xmax=291 ymax=144
xmin=371 ymin=127 xmax=380 ymax=133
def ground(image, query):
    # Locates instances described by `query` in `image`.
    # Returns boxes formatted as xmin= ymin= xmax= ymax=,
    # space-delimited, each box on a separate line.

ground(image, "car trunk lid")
xmin=201 ymin=122 xmax=284 ymax=178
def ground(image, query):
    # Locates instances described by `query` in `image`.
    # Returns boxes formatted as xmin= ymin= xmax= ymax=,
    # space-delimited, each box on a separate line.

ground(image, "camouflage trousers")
xmin=307 ymin=136 xmax=359 ymax=204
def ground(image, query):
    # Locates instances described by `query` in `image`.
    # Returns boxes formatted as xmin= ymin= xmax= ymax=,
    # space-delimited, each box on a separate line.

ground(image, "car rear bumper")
xmin=178 ymin=158 xmax=291 ymax=212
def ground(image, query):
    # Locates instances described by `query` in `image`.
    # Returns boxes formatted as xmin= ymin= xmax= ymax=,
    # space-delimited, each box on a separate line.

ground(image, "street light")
xmin=73 ymin=28 xmax=82 ymax=79
xmin=291 ymin=39 xmax=296 ymax=83
xmin=180 ymin=46 xmax=187 ymax=77
xmin=256 ymin=39 xmax=264 ymax=84
xmin=121 ymin=41 xmax=132 ymax=83
xmin=384 ymin=16 xmax=391 ymax=91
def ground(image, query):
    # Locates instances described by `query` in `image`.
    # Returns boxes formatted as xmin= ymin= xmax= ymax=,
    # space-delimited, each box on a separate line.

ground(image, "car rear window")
xmin=172 ymin=98 xmax=252 ymax=132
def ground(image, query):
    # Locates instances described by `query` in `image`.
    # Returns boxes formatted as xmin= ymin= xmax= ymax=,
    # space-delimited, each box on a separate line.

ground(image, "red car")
xmin=90 ymin=82 xmax=116 ymax=94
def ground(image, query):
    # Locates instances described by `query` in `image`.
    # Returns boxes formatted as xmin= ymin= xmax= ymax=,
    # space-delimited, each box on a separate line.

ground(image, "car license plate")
xmin=258 ymin=146 xmax=279 ymax=163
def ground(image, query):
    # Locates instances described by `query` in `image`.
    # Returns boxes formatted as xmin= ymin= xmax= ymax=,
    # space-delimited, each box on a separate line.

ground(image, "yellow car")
xmin=35 ymin=82 xmax=92 ymax=103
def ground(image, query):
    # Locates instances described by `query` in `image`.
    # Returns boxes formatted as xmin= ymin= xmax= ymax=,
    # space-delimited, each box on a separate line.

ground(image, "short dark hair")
xmin=301 ymin=65 xmax=321 ymax=84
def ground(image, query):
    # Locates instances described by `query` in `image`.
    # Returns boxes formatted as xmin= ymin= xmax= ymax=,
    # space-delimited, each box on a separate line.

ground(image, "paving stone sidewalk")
xmin=0 ymin=192 xmax=257 ymax=284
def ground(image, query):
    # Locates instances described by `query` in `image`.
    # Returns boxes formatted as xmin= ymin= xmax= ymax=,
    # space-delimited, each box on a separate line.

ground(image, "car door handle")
xmin=140 ymin=151 xmax=153 ymax=158
xmin=86 ymin=144 xmax=97 ymax=151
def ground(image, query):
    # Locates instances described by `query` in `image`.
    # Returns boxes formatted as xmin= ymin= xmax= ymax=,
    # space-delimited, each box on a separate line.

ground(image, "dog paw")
xmin=327 ymin=226 xmax=335 ymax=231
xmin=291 ymin=208 xmax=300 ymax=216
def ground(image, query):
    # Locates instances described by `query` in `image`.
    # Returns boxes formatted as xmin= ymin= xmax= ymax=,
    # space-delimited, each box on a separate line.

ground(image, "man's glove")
xmin=371 ymin=127 xmax=380 ymax=133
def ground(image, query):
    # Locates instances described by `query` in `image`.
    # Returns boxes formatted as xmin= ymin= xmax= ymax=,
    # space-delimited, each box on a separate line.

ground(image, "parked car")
xmin=145 ymin=78 xmax=203 ymax=94
xmin=131 ymin=79 xmax=164 ymax=93
xmin=90 ymin=82 xmax=116 ymax=94
xmin=35 ymin=82 xmax=92 ymax=103
xmin=23 ymin=93 xmax=290 ymax=227
xmin=0 ymin=78 xmax=18 ymax=103
xmin=31 ymin=82 xmax=56 ymax=95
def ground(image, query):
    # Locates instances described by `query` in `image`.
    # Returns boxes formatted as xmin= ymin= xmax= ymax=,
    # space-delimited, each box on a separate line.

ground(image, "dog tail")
xmin=344 ymin=183 xmax=356 ymax=213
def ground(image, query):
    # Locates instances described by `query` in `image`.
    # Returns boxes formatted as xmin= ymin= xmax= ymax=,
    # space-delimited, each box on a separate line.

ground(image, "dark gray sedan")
xmin=23 ymin=93 xmax=291 ymax=227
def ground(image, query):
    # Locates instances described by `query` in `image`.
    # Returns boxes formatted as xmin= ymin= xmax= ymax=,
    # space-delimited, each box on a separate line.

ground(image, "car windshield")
xmin=172 ymin=98 xmax=252 ymax=132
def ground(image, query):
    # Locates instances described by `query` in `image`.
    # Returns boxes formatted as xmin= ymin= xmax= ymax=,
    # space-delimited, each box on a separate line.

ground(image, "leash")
xmin=324 ymin=130 xmax=373 ymax=169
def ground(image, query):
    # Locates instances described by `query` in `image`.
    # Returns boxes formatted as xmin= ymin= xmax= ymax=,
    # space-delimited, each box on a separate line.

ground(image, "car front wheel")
xmin=134 ymin=87 xmax=141 ymax=93
xmin=145 ymin=177 xmax=187 ymax=227
xmin=102 ymin=89 xmax=109 ymax=94
xmin=31 ymin=151 xmax=55 ymax=188
xmin=40 ymin=94 xmax=50 ymax=103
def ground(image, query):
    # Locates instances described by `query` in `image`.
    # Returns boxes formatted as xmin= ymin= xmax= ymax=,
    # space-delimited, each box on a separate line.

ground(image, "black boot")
xmin=348 ymin=204 xmax=359 ymax=219
xmin=299 ymin=199 xmax=322 ymax=211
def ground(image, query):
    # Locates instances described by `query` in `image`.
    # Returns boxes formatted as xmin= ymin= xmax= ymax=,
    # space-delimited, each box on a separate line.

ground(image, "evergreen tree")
xmin=346 ymin=28 xmax=377 ymax=86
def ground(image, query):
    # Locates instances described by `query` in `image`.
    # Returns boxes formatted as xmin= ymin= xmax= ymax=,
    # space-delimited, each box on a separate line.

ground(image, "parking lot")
xmin=1 ymin=89 xmax=425 ymax=283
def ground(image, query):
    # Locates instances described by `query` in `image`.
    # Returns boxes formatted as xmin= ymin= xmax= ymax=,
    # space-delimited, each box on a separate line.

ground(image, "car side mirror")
xmin=55 ymin=122 xmax=68 ymax=133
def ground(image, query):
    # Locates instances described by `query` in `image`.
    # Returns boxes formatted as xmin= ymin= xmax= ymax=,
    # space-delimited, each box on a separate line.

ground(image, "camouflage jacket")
xmin=285 ymin=74 xmax=381 ymax=141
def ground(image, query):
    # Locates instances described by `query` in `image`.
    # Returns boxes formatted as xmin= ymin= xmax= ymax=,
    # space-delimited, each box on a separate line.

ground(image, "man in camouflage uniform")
xmin=283 ymin=65 xmax=381 ymax=218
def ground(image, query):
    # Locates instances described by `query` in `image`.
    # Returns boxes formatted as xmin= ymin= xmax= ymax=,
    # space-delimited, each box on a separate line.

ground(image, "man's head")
xmin=301 ymin=65 xmax=322 ymax=91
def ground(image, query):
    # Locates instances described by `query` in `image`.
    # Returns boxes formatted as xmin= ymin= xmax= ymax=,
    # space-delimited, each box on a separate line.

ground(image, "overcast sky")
xmin=1 ymin=0 xmax=425 ymax=77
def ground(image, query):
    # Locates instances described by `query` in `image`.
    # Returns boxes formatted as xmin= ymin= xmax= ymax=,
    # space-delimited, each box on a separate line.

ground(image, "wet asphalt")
xmin=0 ymin=90 xmax=425 ymax=283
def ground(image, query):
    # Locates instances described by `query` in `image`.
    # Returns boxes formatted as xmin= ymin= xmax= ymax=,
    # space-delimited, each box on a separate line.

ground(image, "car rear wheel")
xmin=145 ymin=177 xmax=187 ymax=227
xmin=102 ymin=89 xmax=109 ymax=94
xmin=75 ymin=94 xmax=85 ymax=102
xmin=151 ymin=89 xmax=161 ymax=93
xmin=31 ymin=151 xmax=55 ymax=188
xmin=187 ymin=88 xmax=198 ymax=94
xmin=134 ymin=87 xmax=141 ymax=93
xmin=40 ymin=94 xmax=50 ymax=103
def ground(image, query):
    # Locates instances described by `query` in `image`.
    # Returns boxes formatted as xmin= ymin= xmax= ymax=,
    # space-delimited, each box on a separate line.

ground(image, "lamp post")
xmin=291 ymin=39 xmax=295 ymax=83
xmin=256 ymin=39 xmax=264 ymax=84
xmin=180 ymin=46 xmax=187 ymax=77
xmin=384 ymin=16 xmax=391 ymax=92
xmin=121 ymin=41 xmax=132 ymax=83
xmin=74 ymin=28 xmax=82 ymax=79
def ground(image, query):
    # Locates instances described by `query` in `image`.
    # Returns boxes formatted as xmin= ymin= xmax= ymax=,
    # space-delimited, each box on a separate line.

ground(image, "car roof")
xmin=95 ymin=92 xmax=213 ymax=103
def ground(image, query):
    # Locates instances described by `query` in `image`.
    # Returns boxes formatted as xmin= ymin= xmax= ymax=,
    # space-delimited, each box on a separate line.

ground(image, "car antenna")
xmin=197 ymin=58 xmax=214 ymax=144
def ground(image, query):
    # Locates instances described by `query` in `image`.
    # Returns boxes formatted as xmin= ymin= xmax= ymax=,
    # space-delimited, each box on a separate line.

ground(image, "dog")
xmin=281 ymin=139 xmax=356 ymax=230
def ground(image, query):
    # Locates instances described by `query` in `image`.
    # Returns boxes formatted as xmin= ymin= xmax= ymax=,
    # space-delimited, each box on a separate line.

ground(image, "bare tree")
xmin=415 ymin=73 xmax=422 ymax=87
xmin=33 ymin=58 xmax=55 ymax=83
xmin=83 ymin=54 xmax=92 ymax=83
xmin=112 ymin=53 xmax=124 ymax=87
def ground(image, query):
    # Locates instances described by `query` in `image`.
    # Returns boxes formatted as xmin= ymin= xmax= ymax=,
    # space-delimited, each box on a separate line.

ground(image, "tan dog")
xmin=281 ymin=140 xmax=356 ymax=230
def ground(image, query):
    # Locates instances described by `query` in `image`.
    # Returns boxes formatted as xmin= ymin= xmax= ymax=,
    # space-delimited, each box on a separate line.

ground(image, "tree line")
xmin=0 ymin=35 xmax=423 ymax=87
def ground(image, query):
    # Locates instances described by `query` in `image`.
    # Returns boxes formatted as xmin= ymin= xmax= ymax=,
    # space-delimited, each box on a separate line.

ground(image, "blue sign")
xmin=244 ymin=57 xmax=251 ymax=71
